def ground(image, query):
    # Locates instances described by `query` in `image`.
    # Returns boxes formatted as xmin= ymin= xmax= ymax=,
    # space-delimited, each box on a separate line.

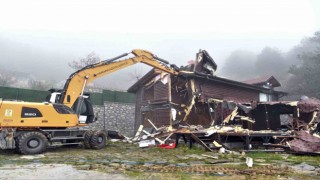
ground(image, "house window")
xmin=259 ymin=93 xmax=273 ymax=102
xmin=268 ymin=94 xmax=273 ymax=101
xmin=259 ymin=93 xmax=268 ymax=102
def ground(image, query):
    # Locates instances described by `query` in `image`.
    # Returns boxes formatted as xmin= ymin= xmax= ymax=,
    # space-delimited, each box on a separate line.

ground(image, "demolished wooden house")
xmin=128 ymin=50 xmax=286 ymax=131
xmin=127 ymin=50 xmax=320 ymax=153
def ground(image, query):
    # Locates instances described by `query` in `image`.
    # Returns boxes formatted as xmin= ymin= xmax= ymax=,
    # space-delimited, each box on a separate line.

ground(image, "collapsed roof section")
xmin=193 ymin=50 xmax=217 ymax=75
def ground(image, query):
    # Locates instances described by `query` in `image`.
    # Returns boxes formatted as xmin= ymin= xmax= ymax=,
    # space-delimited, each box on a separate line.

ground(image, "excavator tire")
xmin=90 ymin=130 xmax=107 ymax=149
xmin=83 ymin=130 xmax=94 ymax=149
xmin=15 ymin=131 xmax=48 ymax=155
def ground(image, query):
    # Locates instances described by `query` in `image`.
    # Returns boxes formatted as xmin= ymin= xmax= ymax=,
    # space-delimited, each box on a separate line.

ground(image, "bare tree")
xmin=27 ymin=79 xmax=52 ymax=90
xmin=128 ymin=67 xmax=144 ymax=82
xmin=0 ymin=69 xmax=17 ymax=87
xmin=68 ymin=52 xmax=100 ymax=70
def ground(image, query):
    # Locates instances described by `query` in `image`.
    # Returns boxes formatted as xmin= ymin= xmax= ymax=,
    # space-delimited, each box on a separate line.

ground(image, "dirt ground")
xmin=0 ymin=141 xmax=319 ymax=179
xmin=0 ymin=164 xmax=128 ymax=180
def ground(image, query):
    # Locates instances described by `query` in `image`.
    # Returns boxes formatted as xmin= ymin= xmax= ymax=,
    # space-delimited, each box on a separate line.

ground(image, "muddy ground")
xmin=0 ymin=141 xmax=319 ymax=179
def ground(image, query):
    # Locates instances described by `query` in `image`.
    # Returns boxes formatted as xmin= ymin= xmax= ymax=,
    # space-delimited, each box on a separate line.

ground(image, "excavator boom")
xmin=60 ymin=49 xmax=179 ymax=107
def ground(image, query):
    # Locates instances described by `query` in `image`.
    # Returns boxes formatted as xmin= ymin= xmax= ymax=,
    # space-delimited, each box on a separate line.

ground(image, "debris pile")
xmin=265 ymin=98 xmax=320 ymax=154
xmin=118 ymin=97 xmax=320 ymax=155
xmin=124 ymin=49 xmax=320 ymax=155
xmin=287 ymin=131 xmax=320 ymax=154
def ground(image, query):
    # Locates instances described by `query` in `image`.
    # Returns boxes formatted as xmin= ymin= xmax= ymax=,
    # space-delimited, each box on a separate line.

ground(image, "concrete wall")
xmin=87 ymin=102 xmax=136 ymax=137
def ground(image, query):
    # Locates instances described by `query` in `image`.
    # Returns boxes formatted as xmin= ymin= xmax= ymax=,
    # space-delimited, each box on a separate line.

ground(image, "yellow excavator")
xmin=0 ymin=49 xmax=180 ymax=154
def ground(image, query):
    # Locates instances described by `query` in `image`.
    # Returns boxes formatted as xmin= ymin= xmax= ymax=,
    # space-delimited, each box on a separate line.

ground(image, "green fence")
xmin=0 ymin=86 xmax=135 ymax=105
xmin=0 ymin=87 xmax=50 ymax=102
xmin=89 ymin=89 xmax=136 ymax=105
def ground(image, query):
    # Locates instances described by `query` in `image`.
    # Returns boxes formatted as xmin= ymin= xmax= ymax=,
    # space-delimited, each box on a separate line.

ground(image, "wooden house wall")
xmin=196 ymin=80 xmax=260 ymax=103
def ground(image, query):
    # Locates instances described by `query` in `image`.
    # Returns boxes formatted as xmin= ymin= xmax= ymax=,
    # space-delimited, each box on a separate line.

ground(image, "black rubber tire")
xmin=90 ymin=130 xmax=107 ymax=149
xmin=15 ymin=131 xmax=48 ymax=155
xmin=83 ymin=130 xmax=94 ymax=149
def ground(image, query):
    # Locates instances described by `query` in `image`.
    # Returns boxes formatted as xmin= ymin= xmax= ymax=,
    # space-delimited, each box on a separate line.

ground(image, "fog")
xmin=0 ymin=0 xmax=319 ymax=90
xmin=0 ymin=31 xmax=311 ymax=90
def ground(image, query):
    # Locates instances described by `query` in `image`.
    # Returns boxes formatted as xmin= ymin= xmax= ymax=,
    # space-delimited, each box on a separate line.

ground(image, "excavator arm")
xmin=59 ymin=49 xmax=180 ymax=107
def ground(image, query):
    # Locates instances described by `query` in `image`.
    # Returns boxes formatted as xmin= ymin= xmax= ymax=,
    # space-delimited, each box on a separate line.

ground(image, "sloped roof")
xmin=127 ymin=69 xmax=284 ymax=95
xmin=243 ymin=76 xmax=281 ymax=87
xmin=128 ymin=51 xmax=283 ymax=95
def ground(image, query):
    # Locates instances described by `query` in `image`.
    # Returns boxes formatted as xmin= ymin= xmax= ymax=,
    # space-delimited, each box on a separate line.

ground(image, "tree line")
xmin=220 ymin=31 xmax=320 ymax=99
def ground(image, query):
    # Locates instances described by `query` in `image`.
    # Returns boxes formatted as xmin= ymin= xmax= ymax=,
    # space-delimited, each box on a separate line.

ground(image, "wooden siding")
xmin=198 ymin=80 xmax=260 ymax=103
xmin=134 ymin=75 xmax=267 ymax=132
xmin=154 ymin=81 xmax=169 ymax=100
xmin=154 ymin=108 xmax=171 ymax=126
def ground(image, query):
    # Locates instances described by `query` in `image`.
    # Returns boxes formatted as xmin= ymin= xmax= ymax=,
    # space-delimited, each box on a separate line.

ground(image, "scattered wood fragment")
xmin=133 ymin=125 xmax=144 ymax=141
xmin=142 ymin=130 xmax=164 ymax=144
xmin=246 ymin=157 xmax=253 ymax=167
xmin=147 ymin=119 xmax=159 ymax=131
xmin=190 ymin=133 xmax=213 ymax=152
xmin=201 ymin=154 xmax=219 ymax=159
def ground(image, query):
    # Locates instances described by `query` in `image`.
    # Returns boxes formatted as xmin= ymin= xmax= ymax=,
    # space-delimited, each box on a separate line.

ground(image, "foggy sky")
xmin=0 ymin=0 xmax=319 ymax=90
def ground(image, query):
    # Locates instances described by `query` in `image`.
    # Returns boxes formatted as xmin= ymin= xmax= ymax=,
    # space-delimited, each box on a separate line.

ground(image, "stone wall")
xmin=86 ymin=102 xmax=136 ymax=137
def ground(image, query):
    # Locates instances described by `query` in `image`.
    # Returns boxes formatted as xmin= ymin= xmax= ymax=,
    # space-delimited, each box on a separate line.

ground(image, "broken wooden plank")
xmin=190 ymin=133 xmax=213 ymax=152
xmin=223 ymin=106 xmax=238 ymax=123
xmin=162 ymin=133 xmax=174 ymax=143
xmin=142 ymin=130 xmax=164 ymax=144
xmin=154 ymin=131 xmax=176 ymax=138
xmin=133 ymin=125 xmax=144 ymax=141
xmin=201 ymin=154 xmax=219 ymax=159
xmin=182 ymin=79 xmax=196 ymax=122
xmin=147 ymin=119 xmax=159 ymax=131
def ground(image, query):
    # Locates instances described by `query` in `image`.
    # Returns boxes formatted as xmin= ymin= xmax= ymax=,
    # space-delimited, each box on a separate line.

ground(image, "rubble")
xmin=138 ymin=139 xmax=156 ymax=148
xmin=122 ymin=97 xmax=320 ymax=155
xmin=121 ymin=50 xmax=320 ymax=156
xmin=286 ymin=131 xmax=320 ymax=154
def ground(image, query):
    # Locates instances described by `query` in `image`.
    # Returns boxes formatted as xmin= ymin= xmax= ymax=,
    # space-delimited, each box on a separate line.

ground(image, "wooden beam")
xmin=190 ymin=133 xmax=213 ymax=152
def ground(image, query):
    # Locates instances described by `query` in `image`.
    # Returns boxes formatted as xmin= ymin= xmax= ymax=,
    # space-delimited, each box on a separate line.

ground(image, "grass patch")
xmin=0 ymin=142 xmax=319 ymax=179
xmin=286 ymin=154 xmax=320 ymax=166
xmin=246 ymin=152 xmax=284 ymax=163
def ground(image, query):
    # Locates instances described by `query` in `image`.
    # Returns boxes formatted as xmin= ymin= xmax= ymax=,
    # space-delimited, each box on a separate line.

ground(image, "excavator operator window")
xmin=53 ymin=104 xmax=75 ymax=114
xmin=67 ymin=95 xmax=71 ymax=103
xmin=79 ymin=102 xmax=87 ymax=115
xmin=71 ymin=96 xmax=95 ymax=123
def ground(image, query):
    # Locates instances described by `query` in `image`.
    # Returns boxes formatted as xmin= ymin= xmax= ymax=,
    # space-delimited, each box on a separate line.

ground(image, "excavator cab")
xmin=46 ymin=89 xmax=63 ymax=103
xmin=72 ymin=94 xmax=95 ymax=124
xmin=46 ymin=89 xmax=95 ymax=124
